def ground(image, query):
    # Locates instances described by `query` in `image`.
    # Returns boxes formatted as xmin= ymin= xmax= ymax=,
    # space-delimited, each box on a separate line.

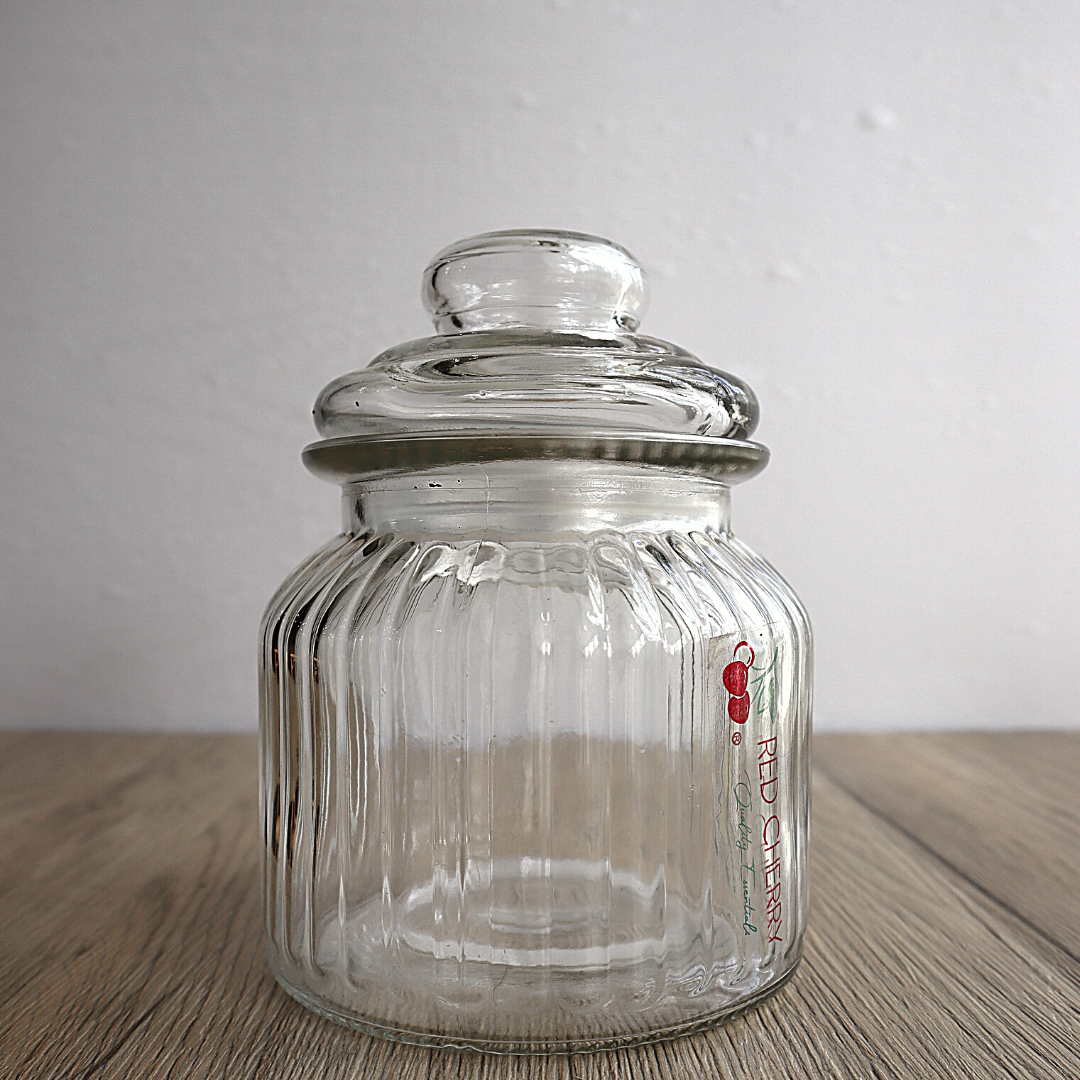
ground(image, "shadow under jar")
xmin=259 ymin=230 xmax=812 ymax=1053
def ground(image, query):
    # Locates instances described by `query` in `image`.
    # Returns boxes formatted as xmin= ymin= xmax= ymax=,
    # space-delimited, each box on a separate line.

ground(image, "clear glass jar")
xmin=259 ymin=231 xmax=812 ymax=1053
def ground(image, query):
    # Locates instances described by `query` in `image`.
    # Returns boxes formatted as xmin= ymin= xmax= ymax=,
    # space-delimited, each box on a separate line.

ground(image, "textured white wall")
xmin=2 ymin=1 xmax=1078 ymax=731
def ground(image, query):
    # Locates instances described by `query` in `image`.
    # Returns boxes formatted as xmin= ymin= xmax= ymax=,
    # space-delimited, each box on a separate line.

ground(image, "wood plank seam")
xmin=816 ymin=762 xmax=1080 ymax=973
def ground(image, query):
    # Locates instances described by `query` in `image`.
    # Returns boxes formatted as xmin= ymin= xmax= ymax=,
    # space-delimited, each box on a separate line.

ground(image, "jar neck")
xmin=342 ymin=461 xmax=731 ymax=538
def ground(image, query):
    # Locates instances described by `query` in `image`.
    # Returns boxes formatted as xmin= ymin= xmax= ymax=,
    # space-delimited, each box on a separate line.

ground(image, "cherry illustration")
xmin=723 ymin=661 xmax=748 ymax=696
xmin=728 ymin=693 xmax=750 ymax=724
xmin=733 ymin=641 xmax=755 ymax=666
xmin=722 ymin=641 xmax=755 ymax=698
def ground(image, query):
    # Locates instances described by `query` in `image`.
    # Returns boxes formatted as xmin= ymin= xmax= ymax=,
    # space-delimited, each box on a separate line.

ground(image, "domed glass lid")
xmin=303 ymin=230 xmax=768 ymax=483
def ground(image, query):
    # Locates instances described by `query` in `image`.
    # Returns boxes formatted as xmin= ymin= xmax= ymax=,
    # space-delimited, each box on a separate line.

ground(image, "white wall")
xmin=2 ymin=1 xmax=1078 ymax=731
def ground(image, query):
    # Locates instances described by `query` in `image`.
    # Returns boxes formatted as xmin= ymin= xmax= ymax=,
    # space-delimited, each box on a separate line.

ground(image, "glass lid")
xmin=303 ymin=230 xmax=768 ymax=483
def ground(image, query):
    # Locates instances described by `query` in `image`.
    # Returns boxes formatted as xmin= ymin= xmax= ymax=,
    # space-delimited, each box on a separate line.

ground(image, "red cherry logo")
xmin=728 ymin=693 xmax=750 ymax=724
xmin=723 ymin=660 xmax=748 ymax=696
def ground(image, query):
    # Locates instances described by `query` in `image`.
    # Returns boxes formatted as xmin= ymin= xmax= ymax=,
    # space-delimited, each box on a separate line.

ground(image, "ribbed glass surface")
xmin=258 ymin=463 xmax=811 ymax=1053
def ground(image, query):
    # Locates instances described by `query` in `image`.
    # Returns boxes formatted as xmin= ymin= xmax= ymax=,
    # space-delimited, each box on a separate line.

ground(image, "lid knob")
xmin=422 ymin=229 xmax=649 ymax=335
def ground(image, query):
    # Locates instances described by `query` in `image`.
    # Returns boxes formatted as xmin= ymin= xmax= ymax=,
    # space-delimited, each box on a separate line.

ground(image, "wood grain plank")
xmin=1 ymin=734 xmax=1078 ymax=1078
xmin=815 ymin=731 xmax=1080 ymax=961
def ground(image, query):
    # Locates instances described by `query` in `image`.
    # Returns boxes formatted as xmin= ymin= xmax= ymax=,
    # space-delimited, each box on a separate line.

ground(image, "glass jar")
xmin=259 ymin=231 xmax=812 ymax=1053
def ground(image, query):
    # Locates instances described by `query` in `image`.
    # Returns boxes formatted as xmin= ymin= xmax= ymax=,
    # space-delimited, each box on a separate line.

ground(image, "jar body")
xmin=259 ymin=462 xmax=811 ymax=1053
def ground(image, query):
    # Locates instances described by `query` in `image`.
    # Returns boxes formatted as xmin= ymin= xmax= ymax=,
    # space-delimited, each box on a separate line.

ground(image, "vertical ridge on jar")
xmin=454 ymin=545 xmax=479 ymax=990
xmin=426 ymin=543 xmax=469 ymax=984
xmin=484 ymin=564 xmax=501 ymax=985
xmin=663 ymin=530 xmax=719 ymax=990
xmin=536 ymin=545 xmax=554 ymax=1002
xmin=296 ymin=545 xmax=379 ymax=976
xmin=634 ymin=536 xmax=677 ymax=993
xmin=303 ymin=577 xmax=345 ymax=977
xmin=343 ymin=534 xmax=413 ymax=990
xmin=650 ymin=534 xmax=705 ymax=992
xmin=659 ymin=552 xmax=674 ymax=1005
xmin=271 ymin=535 xmax=366 ymax=970
xmin=425 ymin=552 xmax=449 ymax=981
xmin=260 ymin=535 xmax=352 ymax=971
xmin=280 ymin=597 xmax=308 ymax=969
xmin=590 ymin=531 xmax=665 ymax=992
xmin=587 ymin=542 xmax=614 ymax=1008
xmin=322 ymin=533 xmax=392 ymax=986
xmin=331 ymin=576 xmax=359 ymax=988
xmin=372 ymin=540 xmax=422 ymax=994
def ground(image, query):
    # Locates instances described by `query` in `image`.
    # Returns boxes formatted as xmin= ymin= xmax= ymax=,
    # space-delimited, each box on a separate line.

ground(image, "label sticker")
xmin=708 ymin=623 xmax=793 ymax=946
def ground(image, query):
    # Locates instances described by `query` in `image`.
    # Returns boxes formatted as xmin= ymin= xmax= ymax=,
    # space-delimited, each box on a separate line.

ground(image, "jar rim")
xmin=302 ymin=432 xmax=769 ymax=485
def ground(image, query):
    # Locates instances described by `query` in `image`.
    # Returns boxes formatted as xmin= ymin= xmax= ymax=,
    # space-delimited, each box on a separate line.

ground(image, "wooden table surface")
xmin=1 ymin=732 xmax=1078 ymax=1079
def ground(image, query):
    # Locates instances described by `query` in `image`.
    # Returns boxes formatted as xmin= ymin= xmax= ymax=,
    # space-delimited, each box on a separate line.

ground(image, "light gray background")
xmin=2 ymin=1 xmax=1077 ymax=731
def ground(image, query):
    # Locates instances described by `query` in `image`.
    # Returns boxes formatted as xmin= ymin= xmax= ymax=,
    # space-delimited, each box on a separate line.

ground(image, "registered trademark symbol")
xmin=732 ymin=731 xmax=742 ymax=745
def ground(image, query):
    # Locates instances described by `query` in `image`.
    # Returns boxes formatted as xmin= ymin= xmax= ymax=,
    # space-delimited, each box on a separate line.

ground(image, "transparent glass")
xmin=260 ymin=230 xmax=811 ymax=1052
xmin=312 ymin=230 xmax=759 ymax=443
xmin=259 ymin=462 xmax=811 ymax=1052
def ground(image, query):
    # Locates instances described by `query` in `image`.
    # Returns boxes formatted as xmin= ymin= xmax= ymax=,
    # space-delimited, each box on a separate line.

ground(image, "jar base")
xmin=269 ymin=953 xmax=802 ymax=1055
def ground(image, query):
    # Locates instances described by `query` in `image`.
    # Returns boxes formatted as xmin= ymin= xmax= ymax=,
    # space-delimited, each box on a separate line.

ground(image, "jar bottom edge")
xmin=269 ymin=957 xmax=803 ymax=1056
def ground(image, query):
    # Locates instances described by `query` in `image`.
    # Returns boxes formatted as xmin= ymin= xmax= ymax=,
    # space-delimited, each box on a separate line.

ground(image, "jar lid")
xmin=303 ymin=230 xmax=768 ymax=483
